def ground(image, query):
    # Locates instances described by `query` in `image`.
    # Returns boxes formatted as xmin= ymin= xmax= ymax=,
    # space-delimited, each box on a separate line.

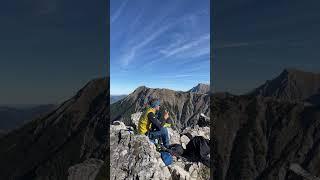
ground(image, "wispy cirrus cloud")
xmin=111 ymin=0 xmax=128 ymax=23
xmin=160 ymin=34 xmax=210 ymax=58
xmin=120 ymin=24 xmax=171 ymax=66
xmin=139 ymin=33 xmax=210 ymax=69
xmin=111 ymin=0 xmax=210 ymax=94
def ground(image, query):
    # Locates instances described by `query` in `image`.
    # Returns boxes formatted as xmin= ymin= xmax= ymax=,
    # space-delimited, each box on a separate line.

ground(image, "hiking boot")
xmin=155 ymin=143 xmax=167 ymax=152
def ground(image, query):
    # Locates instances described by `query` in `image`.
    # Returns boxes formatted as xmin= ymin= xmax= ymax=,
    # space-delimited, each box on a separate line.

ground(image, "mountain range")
xmin=0 ymin=78 xmax=108 ymax=180
xmin=213 ymin=68 xmax=320 ymax=179
xmin=110 ymin=95 xmax=127 ymax=104
xmin=110 ymin=85 xmax=210 ymax=130
xmin=0 ymin=104 xmax=56 ymax=133
xmin=0 ymin=69 xmax=320 ymax=179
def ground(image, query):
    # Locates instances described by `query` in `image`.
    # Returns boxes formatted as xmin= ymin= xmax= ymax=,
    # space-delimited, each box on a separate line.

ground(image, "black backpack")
xmin=183 ymin=136 xmax=210 ymax=167
xmin=168 ymin=144 xmax=184 ymax=156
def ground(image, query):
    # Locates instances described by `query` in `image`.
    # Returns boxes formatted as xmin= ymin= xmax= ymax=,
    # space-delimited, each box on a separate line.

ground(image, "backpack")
xmin=160 ymin=151 xmax=173 ymax=166
xmin=184 ymin=136 xmax=210 ymax=167
xmin=169 ymin=144 xmax=184 ymax=156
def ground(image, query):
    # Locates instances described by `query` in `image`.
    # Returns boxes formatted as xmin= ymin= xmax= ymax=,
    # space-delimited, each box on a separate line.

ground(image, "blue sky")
xmin=0 ymin=0 xmax=106 ymax=105
xmin=214 ymin=0 xmax=320 ymax=94
xmin=110 ymin=0 xmax=210 ymax=95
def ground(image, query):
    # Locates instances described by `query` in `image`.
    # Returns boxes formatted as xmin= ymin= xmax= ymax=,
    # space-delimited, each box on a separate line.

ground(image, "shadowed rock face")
xmin=212 ymin=94 xmax=320 ymax=180
xmin=0 ymin=78 xmax=109 ymax=180
xmin=250 ymin=69 xmax=320 ymax=103
xmin=110 ymin=86 xmax=210 ymax=130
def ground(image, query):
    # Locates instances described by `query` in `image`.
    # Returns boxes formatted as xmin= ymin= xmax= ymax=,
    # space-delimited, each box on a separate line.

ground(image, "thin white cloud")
xmin=121 ymin=48 xmax=136 ymax=66
xmin=160 ymin=34 xmax=210 ymax=57
xmin=116 ymin=9 xmax=209 ymax=68
xmin=120 ymin=24 xmax=171 ymax=66
xmin=142 ymin=36 xmax=209 ymax=69
xmin=163 ymin=33 xmax=186 ymax=51
xmin=137 ymin=25 xmax=170 ymax=49
xmin=111 ymin=0 xmax=128 ymax=23
xmin=189 ymin=46 xmax=210 ymax=58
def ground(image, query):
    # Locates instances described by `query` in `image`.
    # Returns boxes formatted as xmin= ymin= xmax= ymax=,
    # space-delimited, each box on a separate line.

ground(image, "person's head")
xmin=150 ymin=99 xmax=161 ymax=111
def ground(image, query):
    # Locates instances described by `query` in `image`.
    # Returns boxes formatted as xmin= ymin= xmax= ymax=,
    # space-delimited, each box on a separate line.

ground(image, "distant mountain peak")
xmin=136 ymin=85 xmax=147 ymax=89
xmin=188 ymin=83 xmax=210 ymax=94
xmin=249 ymin=68 xmax=320 ymax=102
xmin=133 ymin=86 xmax=149 ymax=93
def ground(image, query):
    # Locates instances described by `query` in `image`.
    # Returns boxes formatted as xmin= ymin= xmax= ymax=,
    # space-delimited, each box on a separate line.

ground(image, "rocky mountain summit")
xmin=107 ymin=112 xmax=210 ymax=180
xmin=69 ymin=112 xmax=211 ymax=180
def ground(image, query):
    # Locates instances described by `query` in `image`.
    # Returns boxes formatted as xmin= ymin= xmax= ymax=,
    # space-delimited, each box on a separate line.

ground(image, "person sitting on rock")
xmin=137 ymin=98 xmax=171 ymax=148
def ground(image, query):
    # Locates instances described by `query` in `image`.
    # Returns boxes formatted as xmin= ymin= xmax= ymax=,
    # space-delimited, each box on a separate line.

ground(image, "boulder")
xmin=182 ymin=126 xmax=210 ymax=139
xmin=131 ymin=111 xmax=142 ymax=129
xmin=108 ymin=122 xmax=211 ymax=180
xmin=111 ymin=121 xmax=127 ymax=131
xmin=169 ymin=165 xmax=191 ymax=180
xmin=168 ymin=127 xmax=181 ymax=144
xmin=68 ymin=159 xmax=104 ymax=180
xmin=110 ymin=124 xmax=171 ymax=180
xmin=180 ymin=135 xmax=190 ymax=149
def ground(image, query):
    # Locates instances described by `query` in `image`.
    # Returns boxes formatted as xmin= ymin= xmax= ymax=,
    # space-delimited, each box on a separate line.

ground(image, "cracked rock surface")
xmin=109 ymin=122 xmax=210 ymax=180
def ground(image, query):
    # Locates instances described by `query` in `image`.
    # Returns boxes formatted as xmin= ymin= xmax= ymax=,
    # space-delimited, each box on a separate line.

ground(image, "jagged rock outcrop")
xmin=182 ymin=126 xmax=210 ymax=140
xmin=250 ymin=68 xmax=320 ymax=103
xmin=68 ymin=159 xmax=104 ymax=180
xmin=170 ymin=162 xmax=210 ymax=180
xmin=111 ymin=86 xmax=210 ymax=131
xmin=130 ymin=111 xmax=143 ymax=130
xmin=212 ymin=94 xmax=320 ymax=180
xmin=107 ymin=121 xmax=210 ymax=180
xmin=0 ymin=78 xmax=109 ymax=180
xmin=110 ymin=122 xmax=171 ymax=180
xmin=188 ymin=83 xmax=210 ymax=94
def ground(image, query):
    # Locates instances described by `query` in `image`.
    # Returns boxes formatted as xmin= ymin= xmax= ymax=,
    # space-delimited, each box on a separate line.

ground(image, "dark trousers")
xmin=148 ymin=127 xmax=170 ymax=148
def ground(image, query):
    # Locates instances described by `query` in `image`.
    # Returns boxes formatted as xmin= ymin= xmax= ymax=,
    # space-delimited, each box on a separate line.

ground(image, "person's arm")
xmin=147 ymin=112 xmax=162 ymax=130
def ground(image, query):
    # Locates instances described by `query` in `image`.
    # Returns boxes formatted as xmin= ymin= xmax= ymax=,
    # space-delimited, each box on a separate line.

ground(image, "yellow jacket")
xmin=138 ymin=107 xmax=156 ymax=135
